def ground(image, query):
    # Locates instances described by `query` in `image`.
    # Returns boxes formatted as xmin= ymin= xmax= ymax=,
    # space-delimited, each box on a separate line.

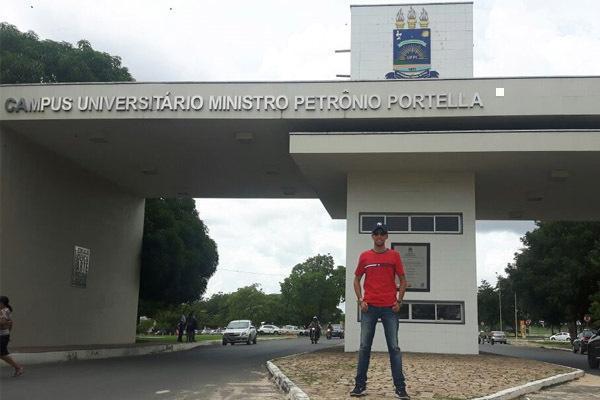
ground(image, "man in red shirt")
xmin=350 ymin=222 xmax=410 ymax=399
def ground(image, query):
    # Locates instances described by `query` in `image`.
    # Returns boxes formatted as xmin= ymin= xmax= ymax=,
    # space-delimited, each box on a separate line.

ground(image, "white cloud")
xmin=196 ymin=199 xmax=346 ymax=296
xmin=476 ymin=229 xmax=525 ymax=286
xmin=475 ymin=0 xmax=600 ymax=77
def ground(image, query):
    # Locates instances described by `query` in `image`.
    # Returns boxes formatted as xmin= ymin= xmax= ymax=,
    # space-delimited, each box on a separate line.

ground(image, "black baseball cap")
xmin=371 ymin=222 xmax=388 ymax=234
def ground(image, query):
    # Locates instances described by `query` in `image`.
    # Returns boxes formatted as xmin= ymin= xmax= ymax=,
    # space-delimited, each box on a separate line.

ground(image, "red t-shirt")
xmin=354 ymin=249 xmax=406 ymax=307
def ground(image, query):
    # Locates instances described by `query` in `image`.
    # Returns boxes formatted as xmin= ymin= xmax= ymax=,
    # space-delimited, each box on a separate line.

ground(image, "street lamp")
xmin=496 ymin=274 xmax=503 ymax=331
xmin=498 ymin=286 xmax=503 ymax=331
xmin=514 ymin=292 xmax=518 ymax=339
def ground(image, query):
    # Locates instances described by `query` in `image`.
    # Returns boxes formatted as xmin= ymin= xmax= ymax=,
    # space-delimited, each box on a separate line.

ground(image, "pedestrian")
xmin=186 ymin=313 xmax=197 ymax=342
xmin=0 ymin=296 xmax=24 ymax=377
xmin=350 ymin=223 xmax=410 ymax=399
xmin=177 ymin=314 xmax=186 ymax=343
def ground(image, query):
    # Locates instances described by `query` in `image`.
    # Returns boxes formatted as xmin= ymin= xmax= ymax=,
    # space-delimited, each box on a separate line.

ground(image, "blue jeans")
xmin=355 ymin=305 xmax=406 ymax=389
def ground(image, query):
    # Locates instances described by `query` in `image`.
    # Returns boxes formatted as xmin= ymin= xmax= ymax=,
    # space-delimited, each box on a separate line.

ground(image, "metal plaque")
xmin=71 ymin=245 xmax=90 ymax=288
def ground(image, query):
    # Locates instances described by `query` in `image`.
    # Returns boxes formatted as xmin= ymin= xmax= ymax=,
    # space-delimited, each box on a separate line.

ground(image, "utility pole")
xmin=514 ymin=292 xmax=518 ymax=339
xmin=498 ymin=286 xmax=503 ymax=331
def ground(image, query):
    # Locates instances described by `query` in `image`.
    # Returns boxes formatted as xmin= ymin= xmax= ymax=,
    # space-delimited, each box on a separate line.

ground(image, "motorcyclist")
xmin=308 ymin=316 xmax=321 ymax=343
xmin=326 ymin=322 xmax=334 ymax=339
xmin=478 ymin=330 xmax=486 ymax=344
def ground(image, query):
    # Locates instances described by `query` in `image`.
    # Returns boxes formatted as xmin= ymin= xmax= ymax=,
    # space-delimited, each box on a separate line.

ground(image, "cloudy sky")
xmin=4 ymin=0 xmax=598 ymax=296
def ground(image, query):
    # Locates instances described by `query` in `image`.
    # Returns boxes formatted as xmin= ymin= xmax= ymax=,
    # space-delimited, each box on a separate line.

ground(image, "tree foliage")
xmin=142 ymin=253 xmax=346 ymax=331
xmin=505 ymin=221 xmax=600 ymax=334
xmin=477 ymin=280 xmax=499 ymax=330
xmin=223 ymin=284 xmax=285 ymax=325
xmin=478 ymin=278 xmax=521 ymax=332
xmin=0 ymin=22 xmax=133 ymax=83
xmin=139 ymin=198 xmax=218 ymax=317
xmin=590 ymin=292 xmax=600 ymax=329
xmin=280 ymin=254 xmax=345 ymax=326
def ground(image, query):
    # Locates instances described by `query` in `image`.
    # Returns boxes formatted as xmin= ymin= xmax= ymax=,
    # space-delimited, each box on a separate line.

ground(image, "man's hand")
xmin=392 ymin=301 xmax=401 ymax=313
xmin=360 ymin=300 xmax=368 ymax=312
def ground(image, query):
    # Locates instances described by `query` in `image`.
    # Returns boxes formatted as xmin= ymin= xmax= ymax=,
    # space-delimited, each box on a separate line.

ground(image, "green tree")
xmin=0 ymin=23 xmax=133 ymax=83
xmin=589 ymin=291 xmax=600 ymax=329
xmin=136 ymin=318 xmax=155 ymax=335
xmin=280 ymin=254 xmax=345 ymax=326
xmin=477 ymin=280 xmax=499 ymax=330
xmin=506 ymin=221 xmax=600 ymax=337
xmin=224 ymin=284 xmax=286 ymax=326
xmin=203 ymin=292 xmax=231 ymax=327
xmin=139 ymin=198 xmax=218 ymax=317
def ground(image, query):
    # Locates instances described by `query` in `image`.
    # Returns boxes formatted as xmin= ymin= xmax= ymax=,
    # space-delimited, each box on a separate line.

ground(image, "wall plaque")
xmin=392 ymin=242 xmax=430 ymax=292
xmin=71 ymin=245 xmax=90 ymax=288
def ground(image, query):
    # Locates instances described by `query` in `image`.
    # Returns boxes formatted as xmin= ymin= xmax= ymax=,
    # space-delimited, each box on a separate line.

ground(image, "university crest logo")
xmin=385 ymin=6 xmax=439 ymax=79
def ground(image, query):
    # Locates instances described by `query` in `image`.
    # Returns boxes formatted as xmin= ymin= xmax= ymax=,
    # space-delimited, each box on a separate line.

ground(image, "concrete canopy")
xmin=2 ymin=77 xmax=599 ymax=220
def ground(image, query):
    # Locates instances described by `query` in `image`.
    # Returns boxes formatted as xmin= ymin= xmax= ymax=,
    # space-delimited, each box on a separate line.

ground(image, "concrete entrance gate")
xmin=1 ymin=77 xmax=600 ymax=352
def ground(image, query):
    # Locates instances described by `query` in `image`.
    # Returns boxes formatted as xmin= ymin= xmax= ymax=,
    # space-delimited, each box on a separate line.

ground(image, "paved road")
xmin=1 ymin=337 xmax=343 ymax=400
xmin=479 ymin=342 xmax=600 ymax=376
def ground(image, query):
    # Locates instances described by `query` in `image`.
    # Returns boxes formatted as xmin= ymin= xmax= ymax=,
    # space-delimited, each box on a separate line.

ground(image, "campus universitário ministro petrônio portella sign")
xmin=4 ymin=92 xmax=484 ymax=114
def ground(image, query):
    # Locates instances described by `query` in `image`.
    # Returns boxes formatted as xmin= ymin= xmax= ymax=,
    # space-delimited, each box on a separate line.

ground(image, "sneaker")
xmin=394 ymin=387 xmax=410 ymax=399
xmin=350 ymin=384 xmax=367 ymax=397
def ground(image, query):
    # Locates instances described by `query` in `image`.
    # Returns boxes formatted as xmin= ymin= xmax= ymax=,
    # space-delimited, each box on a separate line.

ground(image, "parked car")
xmin=488 ymin=331 xmax=507 ymax=344
xmin=587 ymin=333 xmax=600 ymax=369
xmin=549 ymin=332 xmax=571 ymax=341
xmin=298 ymin=327 xmax=310 ymax=336
xmin=258 ymin=324 xmax=281 ymax=335
xmin=281 ymin=325 xmax=302 ymax=335
xmin=200 ymin=327 xmax=211 ymax=335
xmin=222 ymin=320 xmax=257 ymax=345
xmin=573 ymin=329 xmax=598 ymax=354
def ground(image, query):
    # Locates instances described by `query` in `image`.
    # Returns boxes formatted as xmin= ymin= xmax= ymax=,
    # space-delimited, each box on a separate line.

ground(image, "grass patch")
xmin=136 ymin=334 xmax=222 ymax=343
xmin=508 ymin=338 xmax=573 ymax=349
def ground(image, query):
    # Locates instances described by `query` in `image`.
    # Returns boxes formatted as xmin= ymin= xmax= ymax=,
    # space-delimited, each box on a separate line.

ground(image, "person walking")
xmin=0 ymin=296 xmax=24 ymax=377
xmin=177 ymin=314 xmax=186 ymax=343
xmin=186 ymin=313 xmax=197 ymax=342
xmin=350 ymin=223 xmax=409 ymax=399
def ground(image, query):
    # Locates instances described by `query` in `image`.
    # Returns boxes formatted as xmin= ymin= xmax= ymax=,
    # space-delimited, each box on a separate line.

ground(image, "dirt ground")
xmin=273 ymin=346 xmax=573 ymax=400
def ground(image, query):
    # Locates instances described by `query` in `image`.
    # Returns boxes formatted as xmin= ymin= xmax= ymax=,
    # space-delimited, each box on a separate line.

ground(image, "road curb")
xmin=3 ymin=340 xmax=221 ymax=366
xmin=472 ymin=369 xmax=585 ymax=400
xmin=266 ymin=360 xmax=310 ymax=400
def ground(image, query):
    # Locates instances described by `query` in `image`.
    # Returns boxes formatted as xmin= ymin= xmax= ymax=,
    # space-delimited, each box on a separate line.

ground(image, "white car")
xmin=549 ymin=332 xmax=571 ymax=341
xmin=281 ymin=325 xmax=302 ymax=335
xmin=222 ymin=320 xmax=257 ymax=345
xmin=258 ymin=324 xmax=281 ymax=335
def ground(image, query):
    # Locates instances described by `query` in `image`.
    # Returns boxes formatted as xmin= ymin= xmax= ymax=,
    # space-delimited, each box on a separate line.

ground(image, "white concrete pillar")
xmin=344 ymin=172 xmax=478 ymax=354
xmin=0 ymin=130 xmax=145 ymax=347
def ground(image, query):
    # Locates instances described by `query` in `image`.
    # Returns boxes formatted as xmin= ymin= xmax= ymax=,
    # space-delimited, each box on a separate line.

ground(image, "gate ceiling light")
xmin=235 ymin=132 xmax=254 ymax=143
xmin=264 ymin=164 xmax=280 ymax=176
xmin=282 ymin=187 xmax=296 ymax=196
xmin=89 ymin=136 xmax=108 ymax=144
xmin=508 ymin=210 xmax=523 ymax=219
xmin=526 ymin=196 xmax=543 ymax=202
xmin=550 ymin=169 xmax=570 ymax=181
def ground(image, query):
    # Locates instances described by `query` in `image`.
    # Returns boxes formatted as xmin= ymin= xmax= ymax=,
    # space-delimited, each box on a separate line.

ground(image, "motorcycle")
xmin=326 ymin=328 xmax=332 ymax=340
xmin=310 ymin=327 xmax=320 ymax=344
